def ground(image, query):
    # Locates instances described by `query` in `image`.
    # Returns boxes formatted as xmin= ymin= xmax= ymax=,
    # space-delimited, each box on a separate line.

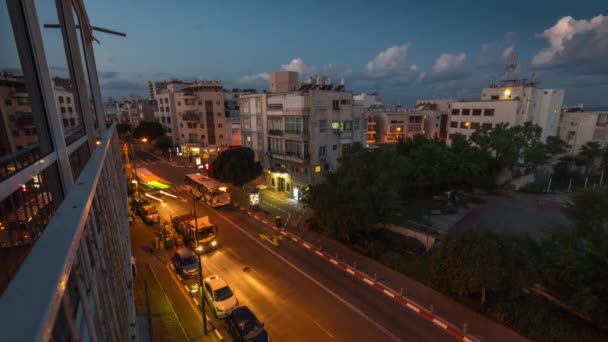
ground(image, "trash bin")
xmin=275 ymin=216 xmax=282 ymax=228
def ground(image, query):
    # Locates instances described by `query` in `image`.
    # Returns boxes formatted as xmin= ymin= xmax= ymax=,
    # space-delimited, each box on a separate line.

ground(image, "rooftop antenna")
xmin=506 ymin=51 xmax=518 ymax=80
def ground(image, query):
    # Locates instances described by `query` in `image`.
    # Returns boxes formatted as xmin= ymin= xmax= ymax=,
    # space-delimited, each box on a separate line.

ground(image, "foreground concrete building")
xmin=241 ymin=71 xmax=366 ymax=198
xmin=0 ymin=0 xmax=135 ymax=340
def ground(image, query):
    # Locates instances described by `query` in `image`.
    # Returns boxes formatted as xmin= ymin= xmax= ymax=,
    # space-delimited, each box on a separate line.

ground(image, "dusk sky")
xmin=4 ymin=0 xmax=608 ymax=107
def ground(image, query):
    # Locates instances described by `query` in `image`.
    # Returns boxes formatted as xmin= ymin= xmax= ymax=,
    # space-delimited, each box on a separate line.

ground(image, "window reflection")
xmin=73 ymin=6 xmax=98 ymax=131
xmin=36 ymin=0 xmax=86 ymax=144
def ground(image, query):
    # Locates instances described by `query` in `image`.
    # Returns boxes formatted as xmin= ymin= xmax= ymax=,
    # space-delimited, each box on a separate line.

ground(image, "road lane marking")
xmin=227 ymin=249 xmax=242 ymax=260
xmin=315 ymin=251 xmax=323 ymax=256
xmin=210 ymin=210 xmax=403 ymax=342
xmin=302 ymin=311 xmax=334 ymax=339
xmin=363 ymin=278 xmax=374 ymax=286
xmin=346 ymin=268 xmax=355 ymax=275
xmin=330 ymin=259 xmax=338 ymax=265
xmin=214 ymin=329 xmax=223 ymax=341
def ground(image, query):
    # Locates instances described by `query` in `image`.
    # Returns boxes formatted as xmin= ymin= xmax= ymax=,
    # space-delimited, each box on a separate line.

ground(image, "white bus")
xmin=184 ymin=173 xmax=231 ymax=208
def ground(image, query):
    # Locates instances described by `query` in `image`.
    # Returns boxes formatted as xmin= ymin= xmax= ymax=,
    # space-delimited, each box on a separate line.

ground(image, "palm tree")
xmin=578 ymin=141 xmax=603 ymax=176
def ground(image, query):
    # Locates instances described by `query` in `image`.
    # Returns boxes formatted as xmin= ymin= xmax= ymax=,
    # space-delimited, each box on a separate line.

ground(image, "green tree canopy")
xmin=210 ymin=147 xmax=262 ymax=186
xmin=153 ymin=135 xmax=173 ymax=150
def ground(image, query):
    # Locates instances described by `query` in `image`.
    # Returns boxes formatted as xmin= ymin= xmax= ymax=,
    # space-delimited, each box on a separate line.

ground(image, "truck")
xmin=131 ymin=198 xmax=160 ymax=225
xmin=172 ymin=214 xmax=219 ymax=253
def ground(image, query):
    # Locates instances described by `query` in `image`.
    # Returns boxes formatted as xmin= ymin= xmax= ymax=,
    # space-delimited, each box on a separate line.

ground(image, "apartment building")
xmin=224 ymin=89 xmax=254 ymax=147
xmin=150 ymin=79 xmax=228 ymax=155
xmin=368 ymin=107 xmax=425 ymax=143
xmin=241 ymin=71 xmax=366 ymax=198
xmin=449 ymin=80 xmax=564 ymax=142
xmin=0 ymin=1 xmax=135 ymax=340
xmin=558 ymin=106 xmax=608 ymax=154
xmin=103 ymin=96 xmax=154 ymax=126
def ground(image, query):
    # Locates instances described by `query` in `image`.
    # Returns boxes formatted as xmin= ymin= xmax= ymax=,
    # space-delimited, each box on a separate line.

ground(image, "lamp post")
xmin=190 ymin=189 xmax=208 ymax=336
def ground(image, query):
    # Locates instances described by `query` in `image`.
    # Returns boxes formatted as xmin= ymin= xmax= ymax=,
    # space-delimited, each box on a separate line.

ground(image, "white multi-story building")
xmin=103 ymin=97 xmax=154 ymax=126
xmin=224 ymin=89 xmax=254 ymax=147
xmin=558 ymin=107 xmax=608 ymax=154
xmin=240 ymin=71 xmax=366 ymax=198
xmin=150 ymin=80 xmax=228 ymax=155
xmin=368 ymin=107 xmax=424 ymax=143
xmin=448 ymin=80 xmax=565 ymax=142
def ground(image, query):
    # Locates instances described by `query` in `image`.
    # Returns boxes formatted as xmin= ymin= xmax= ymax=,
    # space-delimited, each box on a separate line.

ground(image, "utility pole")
xmin=191 ymin=189 xmax=208 ymax=335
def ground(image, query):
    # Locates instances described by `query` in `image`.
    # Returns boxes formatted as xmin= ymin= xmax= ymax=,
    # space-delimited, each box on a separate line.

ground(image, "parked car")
xmin=225 ymin=306 xmax=270 ymax=342
xmin=171 ymin=248 xmax=199 ymax=279
xmin=203 ymin=274 xmax=238 ymax=318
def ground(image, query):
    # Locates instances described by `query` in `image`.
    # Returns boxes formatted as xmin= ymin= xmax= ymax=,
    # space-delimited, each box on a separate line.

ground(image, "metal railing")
xmin=0 ymin=124 xmax=136 ymax=341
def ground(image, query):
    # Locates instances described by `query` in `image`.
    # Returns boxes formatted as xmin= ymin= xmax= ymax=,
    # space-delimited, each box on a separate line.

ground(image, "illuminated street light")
xmin=141 ymin=138 xmax=148 ymax=143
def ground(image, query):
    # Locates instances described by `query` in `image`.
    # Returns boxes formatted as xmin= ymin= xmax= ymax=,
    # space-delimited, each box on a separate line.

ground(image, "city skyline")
xmin=2 ymin=0 xmax=605 ymax=107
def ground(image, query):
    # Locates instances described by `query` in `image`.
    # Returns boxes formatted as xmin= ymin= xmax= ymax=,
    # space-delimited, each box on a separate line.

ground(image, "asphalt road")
xmin=138 ymin=156 xmax=454 ymax=342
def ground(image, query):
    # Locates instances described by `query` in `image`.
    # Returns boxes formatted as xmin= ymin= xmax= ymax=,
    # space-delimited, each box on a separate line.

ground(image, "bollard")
xmin=463 ymin=323 xmax=468 ymax=334
xmin=400 ymin=287 xmax=404 ymax=296
xmin=430 ymin=304 xmax=434 ymax=314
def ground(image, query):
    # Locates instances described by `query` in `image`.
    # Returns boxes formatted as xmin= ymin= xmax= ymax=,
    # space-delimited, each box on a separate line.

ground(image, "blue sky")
xmin=2 ymin=0 xmax=607 ymax=107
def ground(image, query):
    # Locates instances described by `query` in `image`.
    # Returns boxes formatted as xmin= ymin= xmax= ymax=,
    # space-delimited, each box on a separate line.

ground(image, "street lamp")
xmin=190 ymin=189 xmax=208 ymax=336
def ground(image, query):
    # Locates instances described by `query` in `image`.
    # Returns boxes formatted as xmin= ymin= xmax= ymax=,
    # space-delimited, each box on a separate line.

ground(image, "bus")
xmin=184 ymin=173 xmax=231 ymax=208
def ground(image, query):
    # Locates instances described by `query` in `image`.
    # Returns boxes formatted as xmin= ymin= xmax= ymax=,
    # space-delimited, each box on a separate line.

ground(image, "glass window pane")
xmin=0 ymin=2 xmax=52 ymax=180
xmin=36 ymin=0 xmax=86 ymax=144
xmin=73 ymin=6 xmax=98 ymax=131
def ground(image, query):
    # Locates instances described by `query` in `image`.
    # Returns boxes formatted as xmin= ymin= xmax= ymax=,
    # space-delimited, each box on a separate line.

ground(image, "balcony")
xmin=269 ymin=152 xmax=310 ymax=163
xmin=182 ymin=111 xmax=200 ymax=122
xmin=268 ymin=129 xmax=283 ymax=136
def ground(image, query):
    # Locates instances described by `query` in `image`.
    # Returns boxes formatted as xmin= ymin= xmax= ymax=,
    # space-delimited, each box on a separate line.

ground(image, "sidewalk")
xmin=231 ymin=187 xmax=527 ymax=342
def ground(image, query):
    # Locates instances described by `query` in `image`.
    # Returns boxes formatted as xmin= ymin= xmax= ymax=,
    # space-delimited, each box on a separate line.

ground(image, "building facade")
xmin=449 ymin=80 xmax=565 ymax=142
xmin=354 ymin=92 xmax=382 ymax=109
xmin=103 ymin=96 xmax=154 ymax=126
xmin=558 ymin=107 xmax=608 ymax=154
xmin=151 ymin=80 xmax=228 ymax=155
xmin=368 ymin=108 xmax=425 ymax=143
xmin=0 ymin=0 xmax=135 ymax=340
xmin=241 ymin=72 xmax=366 ymax=198
xmin=224 ymin=89 xmax=255 ymax=147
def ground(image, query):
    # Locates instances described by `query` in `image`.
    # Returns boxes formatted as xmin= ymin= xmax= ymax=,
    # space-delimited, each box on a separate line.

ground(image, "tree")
xmin=577 ymin=141 xmax=603 ymax=176
xmin=210 ymin=147 xmax=262 ymax=186
xmin=431 ymin=229 xmax=505 ymax=304
xmin=132 ymin=121 xmax=164 ymax=140
xmin=153 ymin=135 xmax=173 ymax=150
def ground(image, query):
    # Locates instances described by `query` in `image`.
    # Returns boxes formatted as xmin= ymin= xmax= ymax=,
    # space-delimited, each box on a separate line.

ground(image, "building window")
xmin=354 ymin=119 xmax=360 ymax=130
xmin=219 ymin=134 xmax=223 ymax=139
xmin=187 ymin=123 xmax=192 ymax=128
xmin=450 ymin=121 xmax=458 ymax=128
xmin=319 ymin=119 xmax=327 ymax=133
xmin=193 ymin=123 xmax=197 ymax=128
xmin=180 ymin=123 xmax=183 ymax=128
xmin=218 ymin=124 xmax=223 ymax=128
xmin=470 ymin=122 xmax=480 ymax=129
xmin=216 ymin=101 xmax=220 ymax=105
xmin=284 ymin=116 xmax=308 ymax=135
xmin=491 ymin=95 xmax=499 ymax=100
xmin=165 ymin=98 xmax=168 ymax=104
xmin=161 ymin=117 xmax=165 ymax=123
xmin=201 ymin=135 xmax=205 ymax=140
xmin=185 ymin=99 xmax=195 ymax=105
xmin=66 ymin=97 xmax=71 ymax=104
xmin=267 ymin=103 xmax=283 ymax=111
xmin=70 ymin=118 xmax=76 ymax=126
xmin=332 ymin=100 xmax=340 ymax=110
xmin=482 ymin=123 xmax=492 ymax=129
xmin=343 ymin=120 xmax=352 ymax=131
xmin=63 ymin=119 xmax=68 ymax=127
xmin=333 ymin=144 xmax=337 ymax=151
xmin=217 ymin=112 xmax=221 ymax=117
xmin=451 ymin=109 xmax=459 ymax=115
xmin=318 ymin=145 xmax=327 ymax=158
xmin=484 ymin=109 xmax=495 ymax=116
xmin=4 ymin=98 xmax=12 ymax=106
xmin=58 ymin=96 xmax=64 ymax=104
xmin=167 ymin=117 xmax=171 ymax=123
xmin=461 ymin=109 xmax=470 ymax=115
xmin=61 ymin=107 xmax=66 ymax=114
xmin=198 ymin=101 xmax=202 ymax=105
xmin=460 ymin=122 xmax=470 ymax=129
xmin=472 ymin=109 xmax=482 ymax=116
xmin=68 ymin=107 xmax=73 ymax=113
xmin=177 ymin=101 xmax=181 ymax=106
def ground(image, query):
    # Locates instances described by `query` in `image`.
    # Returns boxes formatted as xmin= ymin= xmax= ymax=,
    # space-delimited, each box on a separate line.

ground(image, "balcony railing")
xmin=269 ymin=152 xmax=310 ymax=163
xmin=268 ymin=129 xmax=283 ymax=136
xmin=284 ymin=108 xmax=310 ymax=115
xmin=182 ymin=111 xmax=200 ymax=121
xmin=0 ymin=125 xmax=136 ymax=341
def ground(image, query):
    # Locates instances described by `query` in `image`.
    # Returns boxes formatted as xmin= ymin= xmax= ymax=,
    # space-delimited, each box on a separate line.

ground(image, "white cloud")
xmin=433 ymin=53 xmax=466 ymax=74
xmin=532 ymin=15 xmax=608 ymax=73
xmin=281 ymin=58 xmax=308 ymax=74
xmin=365 ymin=44 xmax=414 ymax=78
xmin=235 ymin=72 xmax=269 ymax=86
xmin=502 ymin=45 xmax=515 ymax=59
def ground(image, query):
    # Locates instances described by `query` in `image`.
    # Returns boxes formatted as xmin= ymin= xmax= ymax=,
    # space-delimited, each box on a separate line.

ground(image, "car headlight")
xmin=211 ymin=240 xmax=217 ymax=247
